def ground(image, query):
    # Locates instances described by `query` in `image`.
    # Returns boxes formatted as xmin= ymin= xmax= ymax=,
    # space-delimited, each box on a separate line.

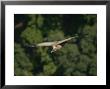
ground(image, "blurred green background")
xmin=14 ymin=14 xmax=97 ymax=76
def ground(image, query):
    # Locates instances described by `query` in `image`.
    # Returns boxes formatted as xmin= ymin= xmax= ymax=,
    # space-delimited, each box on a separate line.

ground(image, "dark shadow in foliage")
xmin=53 ymin=65 xmax=65 ymax=76
xmin=39 ymin=14 xmax=63 ymax=37
xmin=62 ymin=14 xmax=87 ymax=36
xmin=14 ymin=14 xmax=30 ymax=43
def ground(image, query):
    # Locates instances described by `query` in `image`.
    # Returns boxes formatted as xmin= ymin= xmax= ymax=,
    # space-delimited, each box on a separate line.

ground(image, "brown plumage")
xmin=28 ymin=36 xmax=77 ymax=53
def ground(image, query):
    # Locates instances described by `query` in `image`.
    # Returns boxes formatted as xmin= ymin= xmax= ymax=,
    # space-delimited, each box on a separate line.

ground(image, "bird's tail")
xmin=24 ymin=44 xmax=37 ymax=48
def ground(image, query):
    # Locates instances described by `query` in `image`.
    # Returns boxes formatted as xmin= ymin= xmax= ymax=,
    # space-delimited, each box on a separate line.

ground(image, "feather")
xmin=37 ymin=42 xmax=56 ymax=47
xmin=57 ymin=37 xmax=75 ymax=45
xmin=26 ymin=36 xmax=77 ymax=48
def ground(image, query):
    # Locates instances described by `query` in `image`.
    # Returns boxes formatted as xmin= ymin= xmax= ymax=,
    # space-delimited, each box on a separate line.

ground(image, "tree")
xmin=14 ymin=14 xmax=97 ymax=76
xmin=14 ymin=43 xmax=33 ymax=76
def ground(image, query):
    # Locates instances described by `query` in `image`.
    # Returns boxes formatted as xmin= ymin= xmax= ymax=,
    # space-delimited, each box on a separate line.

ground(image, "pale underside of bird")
xmin=28 ymin=36 xmax=77 ymax=53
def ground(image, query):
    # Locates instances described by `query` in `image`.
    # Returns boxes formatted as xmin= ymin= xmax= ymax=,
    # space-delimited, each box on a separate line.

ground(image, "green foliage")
xmin=37 ymin=15 xmax=44 ymax=28
xmin=47 ymin=30 xmax=64 ymax=41
xmin=21 ymin=27 xmax=43 ymax=44
xmin=43 ymin=62 xmax=57 ymax=75
xmin=14 ymin=43 xmax=33 ymax=75
xmin=14 ymin=14 xmax=97 ymax=76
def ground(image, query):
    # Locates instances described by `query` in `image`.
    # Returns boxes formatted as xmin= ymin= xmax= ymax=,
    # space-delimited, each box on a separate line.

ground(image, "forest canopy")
xmin=14 ymin=14 xmax=97 ymax=76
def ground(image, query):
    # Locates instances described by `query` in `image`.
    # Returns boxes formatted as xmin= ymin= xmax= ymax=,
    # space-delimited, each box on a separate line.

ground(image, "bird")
xmin=27 ymin=36 xmax=78 ymax=53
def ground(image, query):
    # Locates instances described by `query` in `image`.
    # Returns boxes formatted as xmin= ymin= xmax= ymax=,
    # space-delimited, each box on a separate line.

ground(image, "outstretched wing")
xmin=25 ymin=42 xmax=57 ymax=48
xmin=25 ymin=36 xmax=78 ymax=47
xmin=37 ymin=42 xmax=56 ymax=47
xmin=57 ymin=37 xmax=76 ymax=45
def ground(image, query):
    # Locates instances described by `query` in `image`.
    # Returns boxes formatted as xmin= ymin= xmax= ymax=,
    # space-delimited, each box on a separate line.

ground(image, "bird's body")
xmin=51 ymin=44 xmax=62 ymax=53
xmin=27 ymin=36 xmax=77 ymax=53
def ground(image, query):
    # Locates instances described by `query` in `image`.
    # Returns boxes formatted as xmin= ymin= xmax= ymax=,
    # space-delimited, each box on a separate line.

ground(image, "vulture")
xmin=27 ymin=36 xmax=77 ymax=53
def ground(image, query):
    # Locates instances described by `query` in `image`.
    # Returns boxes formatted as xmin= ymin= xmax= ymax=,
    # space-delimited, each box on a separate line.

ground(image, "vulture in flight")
xmin=27 ymin=36 xmax=77 ymax=53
